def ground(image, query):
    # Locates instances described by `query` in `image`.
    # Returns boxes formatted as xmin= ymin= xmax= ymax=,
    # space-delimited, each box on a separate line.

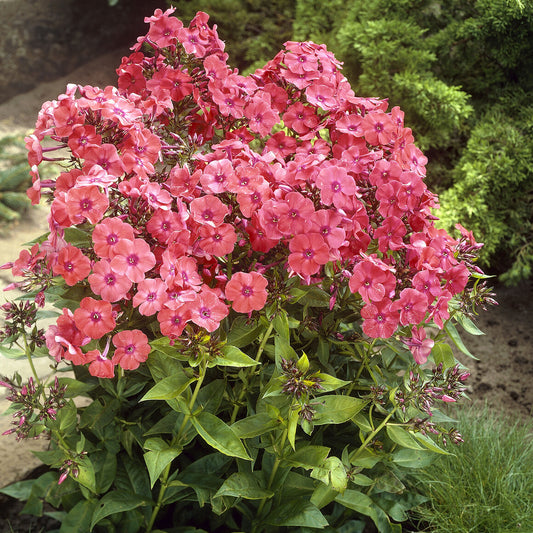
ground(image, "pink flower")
xmin=88 ymin=260 xmax=132 ymax=302
xmin=187 ymin=288 xmax=229 ymax=332
xmin=361 ymin=298 xmax=399 ymax=339
xmin=226 ymin=272 xmax=268 ymax=313
xmin=288 ymin=233 xmax=330 ymax=277
xmin=74 ymin=297 xmax=116 ymax=339
xmin=390 ymin=288 xmax=428 ymax=326
xmin=401 ymin=326 xmax=434 ymax=365
xmin=66 ymin=185 xmax=109 ymax=225
xmin=112 ymin=329 xmax=151 ymax=370
xmin=92 ymin=218 xmax=135 ymax=259
xmin=52 ymin=245 xmax=91 ymax=286
xmin=133 ymin=278 xmax=167 ymax=316
xmin=110 ymin=239 xmax=156 ymax=283
xmin=349 ymin=260 xmax=396 ymax=303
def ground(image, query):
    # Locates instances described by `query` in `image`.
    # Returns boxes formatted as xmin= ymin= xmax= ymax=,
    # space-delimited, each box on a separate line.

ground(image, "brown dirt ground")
xmin=0 ymin=51 xmax=531 ymax=531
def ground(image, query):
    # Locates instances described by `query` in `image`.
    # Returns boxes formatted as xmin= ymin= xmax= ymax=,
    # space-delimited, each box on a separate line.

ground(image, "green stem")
xmin=254 ymin=427 xmax=288 ymax=532
xmin=350 ymin=407 xmax=398 ymax=462
xmin=230 ymin=321 xmax=275 ymax=425
xmin=21 ymin=332 xmax=42 ymax=392
xmin=146 ymin=362 xmax=207 ymax=533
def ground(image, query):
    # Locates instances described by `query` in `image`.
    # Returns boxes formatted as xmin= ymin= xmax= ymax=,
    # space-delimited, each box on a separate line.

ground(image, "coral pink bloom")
xmin=68 ymin=125 xmax=101 ymax=158
xmin=361 ymin=298 xmax=399 ymax=339
xmin=88 ymin=260 xmax=132 ymax=302
xmin=278 ymin=192 xmax=315 ymax=236
xmin=226 ymin=272 xmax=268 ymax=313
xmin=310 ymin=209 xmax=346 ymax=250
xmin=86 ymin=349 xmax=115 ymax=378
xmin=187 ymin=288 xmax=229 ymax=332
xmin=316 ymin=165 xmax=357 ymax=210
xmin=373 ymin=216 xmax=407 ymax=253
xmin=197 ymin=223 xmax=237 ymax=256
xmin=84 ymin=143 xmax=125 ymax=177
xmin=147 ymin=209 xmax=185 ymax=244
xmin=283 ymin=102 xmax=318 ymax=135
xmin=45 ymin=308 xmax=90 ymax=363
xmin=133 ymin=278 xmax=167 ymax=316
xmin=158 ymin=305 xmax=190 ymax=339
xmin=110 ymin=239 xmax=156 ymax=283
xmin=92 ymin=218 xmax=135 ymax=259
xmin=190 ymin=195 xmax=229 ymax=226
xmin=288 ymin=233 xmax=330 ymax=277
xmin=66 ymin=185 xmax=109 ymax=225
xmin=401 ymin=326 xmax=435 ymax=365
xmin=52 ymin=245 xmax=91 ymax=286
xmin=390 ymin=288 xmax=428 ymax=326
xmin=349 ymin=260 xmax=396 ymax=303
xmin=112 ymin=329 xmax=151 ymax=370
xmin=362 ymin=111 xmax=395 ymax=146
xmin=145 ymin=7 xmax=183 ymax=48
xmin=244 ymin=96 xmax=279 ymax=137
xmin=74 ymin=297 xmax=116 ymax=339
xmin=201 ymin=159 xmax=235 ymax=194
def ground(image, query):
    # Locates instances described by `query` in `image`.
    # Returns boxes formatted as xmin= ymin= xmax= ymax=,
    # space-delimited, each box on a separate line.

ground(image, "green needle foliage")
xmin=0 ymin=135 xmax=33 ymax=223
xmin=410 ymin=402 xmax=533 ymax=533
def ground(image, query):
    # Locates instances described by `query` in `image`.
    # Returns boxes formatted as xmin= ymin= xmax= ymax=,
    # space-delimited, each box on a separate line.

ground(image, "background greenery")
xmin=168 ymin=0 xmax=533 ymax=284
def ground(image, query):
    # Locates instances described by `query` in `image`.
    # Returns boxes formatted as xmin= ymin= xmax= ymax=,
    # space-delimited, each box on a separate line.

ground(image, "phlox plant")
xmin=0 ymin=8 xmax=494 ymax=533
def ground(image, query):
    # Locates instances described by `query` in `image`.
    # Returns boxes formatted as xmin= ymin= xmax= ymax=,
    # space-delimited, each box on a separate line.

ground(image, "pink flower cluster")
xmin=16 ymin=8 xmax=475 ymax=376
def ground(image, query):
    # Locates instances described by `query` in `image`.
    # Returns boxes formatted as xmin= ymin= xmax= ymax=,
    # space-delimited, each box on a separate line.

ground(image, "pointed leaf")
xmin=191 ymin=411 xmax=251 ymax=460
xmin=214 ymin=472 xmax=274 ymax=500
xmin=312 ymin=396 xmax=367 ymax=425
xmin=211 ymin=345 xmax=259 ymax=367
xmin=141 ymin=371 xmax=195 ymax=401
xmin=90 ymin=491 xmax=149 ymax=529
xmin=445 ymin=321 xmax=478 ymax=359
xmin=265 ymin=499 xmax=328 ymax=528
xmin=226 ymin=317 xmax=264 ymax=348
xmin=231 ymin=413 xmax=279 ymax=439
xmin=386 ymin=426 xmax=424 ymax=450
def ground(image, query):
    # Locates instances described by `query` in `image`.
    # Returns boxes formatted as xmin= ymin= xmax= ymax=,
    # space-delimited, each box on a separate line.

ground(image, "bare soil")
xmin=0 ymin=51 xmax=531 ymax=532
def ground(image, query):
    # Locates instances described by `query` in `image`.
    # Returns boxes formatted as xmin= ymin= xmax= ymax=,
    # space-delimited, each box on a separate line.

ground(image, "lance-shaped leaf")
xmin=143 ymin=437 xmax=181 ymax=488
xmin=210 ymin=344 xmax=259 ymax=368
xmin=214 ymin=472 xmax=274 ymax=500
xmin=312 ymin=395 xmax=367 ymax=425
xmin=141 ymin=371 xmax=196 ymax=401
xmin=90 ymin=490 xmax=149 ymax=529
xmin=191 ymin=411 xmax=251 ymax=460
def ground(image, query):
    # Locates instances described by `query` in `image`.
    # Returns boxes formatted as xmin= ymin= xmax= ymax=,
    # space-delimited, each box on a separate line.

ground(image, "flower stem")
xmin=350 ymin=406 xmax=398 ymax=462
xmin=230 ymin=321 xmax=275 ymax=425
xmin=146 ymin=362 xmax=207 ymax=533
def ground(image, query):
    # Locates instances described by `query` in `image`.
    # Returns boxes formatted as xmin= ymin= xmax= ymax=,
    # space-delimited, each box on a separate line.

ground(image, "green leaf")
xmin=287 ymin=407 xmax=299 ymax=449
xmin=63 ymin=227 xmax=91 ymax=247
xmin=90 ymin=491 xmax=149 ymax=529
xmin=386 ymin=426 xmax=424 ymax=450
xmin=412 ymin=432 xmax=451 ymax=454
xmin=57 ymin=377 xmax=96 ymax=398
xmin=214 ymin=472 xmax=274 ymax=500
xmin=77 ymin=456 xmax=97 ymax=493
xmin=231 ymin=413 xmax=279 ymax=439
xmin=0 ymin=345 xmax=25 ymax=359
xmin=144 ymin=446 xmax=181 ymax=488
xmin=141 ymin=371 xmax=195 ymax=401
xmin=312 ymin=396 xmax=367 ymax=425
xmin=0 ymin=479 xmax=34 ymax=499
xmin=445 ymin=321 xmax=478 ymax=359
xmin=274 ymin=334 xmax=298 ymax=367
xmin=265 ymin=499 xmax=328 ymax=528
xmin=226 ymin=317 xmax=264 ymax=348
xmin=311 ymin=457 xmax=348 ymax=493
xmin=314 ymin=372 xmax=351 ymax=393
xmin=391 ymin=448 xmax=435 ymax=468
xmin=336 ymin=490 xmax=402 ymax=533
xmin=211 ymin=344 xmax=259 ymax=367
xmin=191 ymin=411 xmax=251 ymax=460
xmin=456 ymin=313 xmax=485 ymax=335
xmin=284 ymin=445 xmax=330 ymax=469
xmin=59 ymin=500 xmax=96 ymax=533
xmin=273 ymin=310 xmax=290 ymax=340
xmin=431 ymin=342 xmax=456 ymax=369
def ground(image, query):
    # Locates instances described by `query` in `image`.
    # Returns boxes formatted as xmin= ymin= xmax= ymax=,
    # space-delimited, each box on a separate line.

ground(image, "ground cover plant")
xmin=0 ymin=8 xmax=493 ymax=532
xmin=410 ymin=402 xmax=533 ymax=532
